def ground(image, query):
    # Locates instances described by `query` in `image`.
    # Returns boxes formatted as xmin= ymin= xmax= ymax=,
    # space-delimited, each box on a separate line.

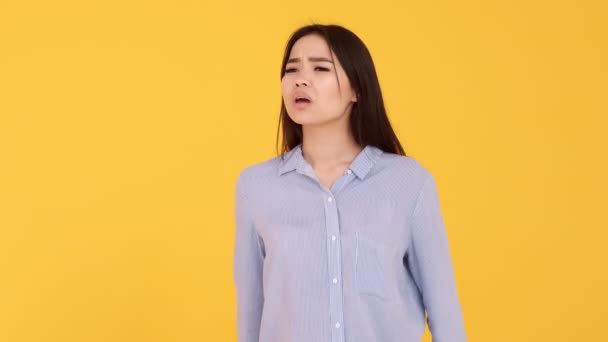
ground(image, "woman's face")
xmin=281 ymin=34 xmax=357 ymax=127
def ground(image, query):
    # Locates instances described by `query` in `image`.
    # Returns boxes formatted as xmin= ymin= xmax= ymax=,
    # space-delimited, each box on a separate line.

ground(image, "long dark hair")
xmin=276 ymin=24 xmax=406 ymax=157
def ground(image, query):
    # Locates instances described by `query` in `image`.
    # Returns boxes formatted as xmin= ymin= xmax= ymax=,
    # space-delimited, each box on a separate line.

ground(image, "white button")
xmin=332 ymin=278 xmax=338 ymax=284
xmin=347 ymin=169 xmax=352 ymax=175
xmin=335 ymin=322 xmax=341 ymax=328
xmin=327 ymin=197 xmax=333 ymax=202
xmin=331 ymin=235 xmax=336 ymax=241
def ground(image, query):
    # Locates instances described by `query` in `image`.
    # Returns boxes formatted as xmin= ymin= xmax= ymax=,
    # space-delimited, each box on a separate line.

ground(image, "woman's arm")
xmin=406 ymin=173 xmax=467 ymax=342
xmin=233 ymin=171 xmax=265 ymax=342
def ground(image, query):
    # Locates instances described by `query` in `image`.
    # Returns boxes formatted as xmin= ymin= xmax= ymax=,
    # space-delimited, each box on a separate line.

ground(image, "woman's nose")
xmin=296 ymin=79 xmax=309 ymax=87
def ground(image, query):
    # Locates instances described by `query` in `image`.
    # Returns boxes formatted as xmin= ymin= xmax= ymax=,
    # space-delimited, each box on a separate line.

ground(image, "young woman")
xmin=233 ymin=24 xmax=467 ymax=342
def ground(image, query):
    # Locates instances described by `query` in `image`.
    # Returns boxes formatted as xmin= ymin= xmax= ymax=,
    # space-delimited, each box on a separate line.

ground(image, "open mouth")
xmin=294 ymin=98 xmax=312 ymax=109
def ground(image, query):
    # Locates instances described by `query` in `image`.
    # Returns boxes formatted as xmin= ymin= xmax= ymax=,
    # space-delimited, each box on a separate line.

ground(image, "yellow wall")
xmin=1 ymin=1 xmax=606 ymax=341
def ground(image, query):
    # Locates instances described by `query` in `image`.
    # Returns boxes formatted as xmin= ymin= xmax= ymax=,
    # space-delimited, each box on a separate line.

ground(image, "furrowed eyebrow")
xmin=286 ymin=57 xmax=334 ymax=64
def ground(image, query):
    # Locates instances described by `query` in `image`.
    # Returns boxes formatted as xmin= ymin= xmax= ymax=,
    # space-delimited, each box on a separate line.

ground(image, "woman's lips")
xmin=294 ymin=99 xmax=312 ymax=109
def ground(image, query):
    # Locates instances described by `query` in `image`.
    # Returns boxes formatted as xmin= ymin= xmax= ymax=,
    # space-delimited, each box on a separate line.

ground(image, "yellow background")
xmin=1 ymin=0 xmax=606 ymax=341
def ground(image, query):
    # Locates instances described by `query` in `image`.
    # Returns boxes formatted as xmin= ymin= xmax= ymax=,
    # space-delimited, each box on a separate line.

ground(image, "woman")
xmin=233 ymin=24 xmax=467 ymax=342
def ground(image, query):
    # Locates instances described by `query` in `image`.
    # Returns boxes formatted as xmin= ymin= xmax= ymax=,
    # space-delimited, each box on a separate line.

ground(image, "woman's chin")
xmin=288 ymin=112 xmax=345 ymax=128
xmin=288 ymin=114 xmax=326 ymax=127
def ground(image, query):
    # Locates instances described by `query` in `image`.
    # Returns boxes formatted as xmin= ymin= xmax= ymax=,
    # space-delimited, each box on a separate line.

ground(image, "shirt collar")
xmin=278 ymin=143 xmax=383 ymax=179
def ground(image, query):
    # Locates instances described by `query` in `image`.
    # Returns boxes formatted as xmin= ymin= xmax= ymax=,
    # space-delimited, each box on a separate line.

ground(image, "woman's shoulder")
xmin=235 ymin=154 xmax=283 ymax=191
xmin=376 ymin=150 xmax=434 ymax=181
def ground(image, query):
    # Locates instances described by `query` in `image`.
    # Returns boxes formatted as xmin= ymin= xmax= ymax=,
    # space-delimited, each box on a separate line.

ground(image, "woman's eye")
xmin=284 ymin=67 xmax=330 ymax=74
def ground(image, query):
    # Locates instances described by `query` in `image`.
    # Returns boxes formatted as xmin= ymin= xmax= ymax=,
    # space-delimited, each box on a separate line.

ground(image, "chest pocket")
xmin=355 ymin=232 xmax=393 ymax=300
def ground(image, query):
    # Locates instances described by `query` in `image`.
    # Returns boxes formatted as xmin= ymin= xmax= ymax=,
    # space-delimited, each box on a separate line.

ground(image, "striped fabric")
xmin=233 ymin=143 xmax=467 ymax=342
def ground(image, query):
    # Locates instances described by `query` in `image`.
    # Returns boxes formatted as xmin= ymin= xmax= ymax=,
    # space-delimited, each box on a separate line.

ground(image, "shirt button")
xmin=335 ymin=322 xmax=341 ymax=328
xmin=347 ymin=169 xmax=353 ymax=175
xmin=332 ymin=278 xmax=338 ymax=284
xmin=331 ymin=235 xmax=336 ymax=241
xmin=327 ymin=196 xmax=333 ymax=202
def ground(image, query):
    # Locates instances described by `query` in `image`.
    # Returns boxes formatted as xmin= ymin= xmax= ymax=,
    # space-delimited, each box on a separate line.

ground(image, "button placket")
xmin=322 ymin=170 xmax=356 ymax=342
xmin=324 ymin=192 xmax=345 ymax=342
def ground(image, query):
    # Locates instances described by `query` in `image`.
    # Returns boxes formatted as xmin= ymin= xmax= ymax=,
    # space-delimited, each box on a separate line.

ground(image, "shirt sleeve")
xmin=233 ymin=171 xmax=265 ymax=342
xmin=406 ymin=174 xmax=467 ymax=342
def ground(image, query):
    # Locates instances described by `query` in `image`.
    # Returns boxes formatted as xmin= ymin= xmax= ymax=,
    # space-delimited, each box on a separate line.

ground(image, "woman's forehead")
xmin=290 ymin=35 xmax=332 ymax=58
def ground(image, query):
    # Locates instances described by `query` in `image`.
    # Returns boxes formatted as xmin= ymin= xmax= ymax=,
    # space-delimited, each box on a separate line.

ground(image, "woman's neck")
xmin=301 ymin=125 xmax=362 ymax=170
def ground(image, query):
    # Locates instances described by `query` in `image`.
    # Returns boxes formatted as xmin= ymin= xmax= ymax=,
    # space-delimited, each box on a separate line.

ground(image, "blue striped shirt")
xmin=233 ymin=143 xmax=467 ymax=342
